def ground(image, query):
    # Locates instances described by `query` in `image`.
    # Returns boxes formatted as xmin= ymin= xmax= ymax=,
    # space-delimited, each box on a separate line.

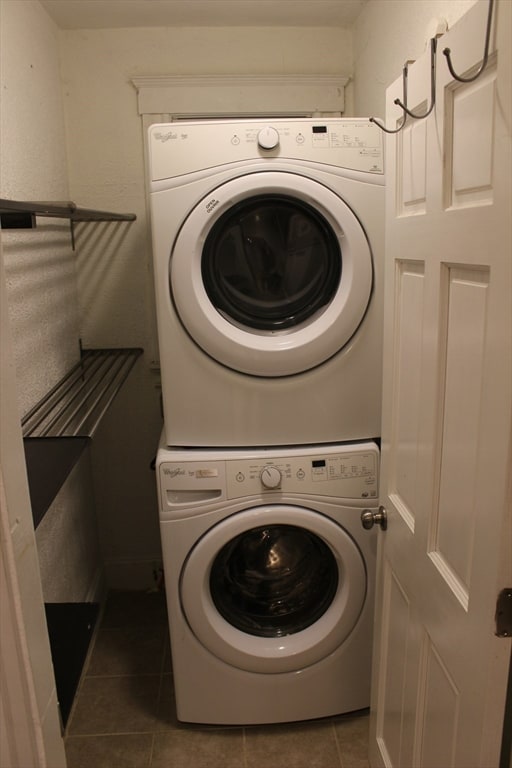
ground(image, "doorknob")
xmin=361 ymin=505 xmax=387 ymax=531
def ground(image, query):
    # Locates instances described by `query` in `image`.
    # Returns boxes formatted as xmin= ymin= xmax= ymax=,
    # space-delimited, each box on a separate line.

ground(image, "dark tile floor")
xmin=64 ymin=591 xmax=370 ymax=768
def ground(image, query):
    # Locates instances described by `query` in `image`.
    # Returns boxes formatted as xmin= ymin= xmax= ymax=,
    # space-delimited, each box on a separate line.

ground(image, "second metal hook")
xmin=370 ymin=37 xmax=437 ymax=135
xmin=443 ymin=0 xmax=494 ymax=83
xmin=370 ymin=63 xmax=408 ymax=135
xmin=394 ymin=37 xmax=437 ymax=120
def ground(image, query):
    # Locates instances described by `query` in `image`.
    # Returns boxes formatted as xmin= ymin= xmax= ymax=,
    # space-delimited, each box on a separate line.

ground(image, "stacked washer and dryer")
xmin=148 ymin=118 xmax=384 ymax=725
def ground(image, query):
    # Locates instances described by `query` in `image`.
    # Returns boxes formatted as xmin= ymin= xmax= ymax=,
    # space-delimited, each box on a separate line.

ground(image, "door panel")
xmin=389 ymin=260 xmax=424 ymax=531
xmin=420 ymin=637 xmax=460 ymax=768
xmin=448 ymin=67 xmax=496 ymax=208
xmin=433 ymin=266 xmax=489 ymax=605
xmin=399 ymin=121 xmax=427 ymax=215
xmin=371 ymin=2 xmax=511 ymax=766
xmin=376 ymin=563 xmax=415 ymax=768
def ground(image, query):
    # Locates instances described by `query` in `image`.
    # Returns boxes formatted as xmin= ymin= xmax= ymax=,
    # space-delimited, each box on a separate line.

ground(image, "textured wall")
xmin=0 ymin=0 xmax=103 ymax=603
xmin=0 ymin=2 xmax=79 ymax=763
xmin=1 ymin=0 xmax=77 ymax=413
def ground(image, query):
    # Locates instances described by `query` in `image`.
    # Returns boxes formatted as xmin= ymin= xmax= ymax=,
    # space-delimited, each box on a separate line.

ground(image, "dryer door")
xmin=170 ymin=171 xmax=373 ymax=376
xmin=180 ymin=505 xmax=367 ymax=673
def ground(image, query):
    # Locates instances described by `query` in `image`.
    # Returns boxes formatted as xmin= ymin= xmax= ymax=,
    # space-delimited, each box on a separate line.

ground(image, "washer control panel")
xmin=159 ymin=442 xmax=379 ymax=509
xmin=226 ymin=448 xmax=378 ymax=500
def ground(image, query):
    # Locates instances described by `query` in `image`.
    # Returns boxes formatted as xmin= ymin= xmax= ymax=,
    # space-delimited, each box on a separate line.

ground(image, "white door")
xmin=370 ymin=1 xmax=511 ymax=766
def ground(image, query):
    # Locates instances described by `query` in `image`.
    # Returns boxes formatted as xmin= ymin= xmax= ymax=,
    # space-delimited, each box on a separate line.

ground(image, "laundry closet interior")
xmin=1 ymin=1 xmax=511 ymax=767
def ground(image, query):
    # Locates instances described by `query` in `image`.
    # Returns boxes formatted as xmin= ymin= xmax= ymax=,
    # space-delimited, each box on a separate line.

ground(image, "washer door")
xmin=180 ymin=505 xmax=366 ymax=673
xmin=170 ymin=171 xmax=373 ymax=376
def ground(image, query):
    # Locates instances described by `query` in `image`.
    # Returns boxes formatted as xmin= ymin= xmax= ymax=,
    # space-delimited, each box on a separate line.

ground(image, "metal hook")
xmin=370 ymin=63 xmax=409 ymax=135
xmin=443 ymin=0 xmax=494 ymax=83
xmin=370 ymin=38 xmax=436 ymax=134
xmin=394 ymin=37 xmax=437 ymax=120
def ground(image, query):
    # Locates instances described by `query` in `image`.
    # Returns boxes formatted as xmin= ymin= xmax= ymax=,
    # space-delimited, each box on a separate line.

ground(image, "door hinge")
xmin=495 ymin=589 xmax=512 ymax=637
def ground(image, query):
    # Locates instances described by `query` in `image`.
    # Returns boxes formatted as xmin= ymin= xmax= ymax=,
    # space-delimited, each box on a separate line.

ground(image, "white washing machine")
xmin=156 ymin=436 xmax=379 ymax=724
xmin=148 ymin=118 xmax=384 ymax=447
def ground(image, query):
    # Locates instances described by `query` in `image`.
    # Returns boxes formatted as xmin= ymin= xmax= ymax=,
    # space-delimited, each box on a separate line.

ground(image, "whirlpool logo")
xmin=153 ymin=131 xmax=177 ymax=143
xmin=163 ymin=467 xmax=186 ymax=477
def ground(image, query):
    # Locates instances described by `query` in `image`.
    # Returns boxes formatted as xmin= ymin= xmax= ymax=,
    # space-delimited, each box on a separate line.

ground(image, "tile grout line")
xmin=242 ymin=727 xmax=248 ymax=768
xmin=148 ymin=732 xmax=156 ymax=768
xmin=66 ymin=729 xmax=157 ymax=738
xmin=152 ymin=625 xmax=168 ymax=765
xmin=332 ymin=720 xmax=345 ymax=768
xmin=82 ymin=672 xmax=163 ymax=678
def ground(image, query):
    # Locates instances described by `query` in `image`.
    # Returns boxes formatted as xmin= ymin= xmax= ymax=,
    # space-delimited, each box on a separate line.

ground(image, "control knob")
xmin=257 ymin=126 xmax=280 ymax=150
xmin=260 ymin=465 xmax=282 ymax=489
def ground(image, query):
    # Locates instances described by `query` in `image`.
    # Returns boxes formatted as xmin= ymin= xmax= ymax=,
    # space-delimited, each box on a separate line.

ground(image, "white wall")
xmin=57 ymin=24 xmax=352 ymax=588
xmin=353 ymin=0 xmax=477 ymax=118
xmin=0 ymin=0 xmax=103 ymax=604
xmin=0 ymin=1 xmax=69 ymax=760
xmin=0 ymin=260 xmax=66 ymax=768
xmin=1 ymin=0 xmax=77 ymax=412
xmin=0 ymin=6 xmax=103 ymax=761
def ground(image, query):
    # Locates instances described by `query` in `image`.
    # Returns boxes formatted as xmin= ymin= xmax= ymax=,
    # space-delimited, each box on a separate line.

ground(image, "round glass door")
xmin=170 ymin=171 xmax=373 ymax=377
xmin=210 ymin=524 xmax=339 ymax=638
xmin=180 ymin=505 xmax=366 ymax=673
xmin=202 ymin=195 xmax=341 ymax=332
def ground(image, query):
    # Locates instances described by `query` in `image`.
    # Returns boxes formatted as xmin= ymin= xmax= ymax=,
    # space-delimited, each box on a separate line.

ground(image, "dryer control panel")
xmin=149 ymin=118 xmax=384 ymax=182
xmin=158 ymin=442 xmax=379 ymax=510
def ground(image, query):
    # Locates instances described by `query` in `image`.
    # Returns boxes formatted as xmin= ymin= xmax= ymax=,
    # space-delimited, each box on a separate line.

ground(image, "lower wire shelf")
xmin=45 ymin=601 xmax=100 ymax=727
xmin=22 ymin=347 xmax=143 ymax=528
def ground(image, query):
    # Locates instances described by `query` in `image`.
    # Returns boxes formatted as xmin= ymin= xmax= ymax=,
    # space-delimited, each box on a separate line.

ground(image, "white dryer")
xmin=148 ymin=118 xmax=384 ymax=447
xmin=157 ymin=437 xmax=379 ymax=724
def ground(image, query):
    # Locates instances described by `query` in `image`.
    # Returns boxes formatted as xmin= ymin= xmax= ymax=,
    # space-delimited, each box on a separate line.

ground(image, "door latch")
xmin=495 ymin=588 xmax=512 ymax=637
xmin=361 ymin=505 xmax=387 ymax=531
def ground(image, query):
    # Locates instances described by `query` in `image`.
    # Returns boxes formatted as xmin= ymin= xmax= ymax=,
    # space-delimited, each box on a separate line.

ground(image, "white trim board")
xmin=131 ymin=74 xmax=349 ymax=116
